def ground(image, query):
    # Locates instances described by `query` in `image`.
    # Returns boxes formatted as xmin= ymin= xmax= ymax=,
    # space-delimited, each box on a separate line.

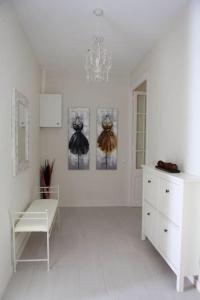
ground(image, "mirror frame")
xmin=12 ymin=88 xmax=30 ymax=176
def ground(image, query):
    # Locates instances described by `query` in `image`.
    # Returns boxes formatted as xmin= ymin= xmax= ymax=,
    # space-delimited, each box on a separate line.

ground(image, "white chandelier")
xmin=85 ymin=9 xmax=112 ymax=82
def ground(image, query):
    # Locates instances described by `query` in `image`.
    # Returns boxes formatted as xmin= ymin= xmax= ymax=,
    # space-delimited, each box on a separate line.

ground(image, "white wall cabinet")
xmin=40 ymin=94 xmax=62 ymax=127
xmin=142 ymin=165 xmax=200 ymax=292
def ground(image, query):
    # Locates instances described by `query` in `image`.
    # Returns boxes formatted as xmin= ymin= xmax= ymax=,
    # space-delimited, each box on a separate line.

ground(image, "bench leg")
xmin=12 ymin=230 xmax=16 ymax=272
xmin=57 ymin=207 xmax=61 ymax=229
xmin=176 ymin=274 xmax=184 ymax=292
xmin=47 ymin=231 xmax=50 ymax=271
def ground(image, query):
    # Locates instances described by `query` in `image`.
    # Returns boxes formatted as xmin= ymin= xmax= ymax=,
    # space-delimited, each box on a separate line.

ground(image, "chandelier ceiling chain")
xmin=84 ymin=8 xmax=112 ymax=82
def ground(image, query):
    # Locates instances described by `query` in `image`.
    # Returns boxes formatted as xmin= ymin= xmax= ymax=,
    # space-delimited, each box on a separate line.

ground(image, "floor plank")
xmin=3 ymin=207 xmax=200 ymax=300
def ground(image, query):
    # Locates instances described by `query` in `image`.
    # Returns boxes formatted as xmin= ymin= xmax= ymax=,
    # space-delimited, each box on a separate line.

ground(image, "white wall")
xmin=40 ymin=71 xmax=131 ymax=207
xmin=0 ymin=2 xmax=40 ymax=297
xmin=130 ymin=2 xmax=200 ymax=176
xmin=186 ymin=0 xmax=200 ymax=175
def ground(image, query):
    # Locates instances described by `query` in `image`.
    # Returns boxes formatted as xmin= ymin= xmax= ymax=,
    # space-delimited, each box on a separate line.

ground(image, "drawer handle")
xmin=165 ymin=189 xmax=170 ymax=193
xmin=148 ymin=180 xmax=151 ymax=183
xmin=147 ymin=212 xmax=150 ymax=216
xmin=56 ymin=122 xmax=60 ymax=125
xmin=164 ymin=229 xmax=168 ymax=233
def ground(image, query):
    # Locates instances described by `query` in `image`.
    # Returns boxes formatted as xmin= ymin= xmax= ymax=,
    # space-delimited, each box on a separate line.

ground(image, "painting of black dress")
xmin=96 ymin=108 xmax=118 ymax=170
xmin=68 ymin=108 xmax=89 ymax=170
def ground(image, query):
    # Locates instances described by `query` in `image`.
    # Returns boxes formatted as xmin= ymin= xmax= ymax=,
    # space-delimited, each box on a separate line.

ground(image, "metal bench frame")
xmin=11 ymin=185 xmax=60 ymax=272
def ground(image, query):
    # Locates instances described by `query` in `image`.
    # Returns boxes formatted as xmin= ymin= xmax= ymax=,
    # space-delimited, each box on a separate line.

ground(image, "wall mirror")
xmin=12 ymin=89 xmax=29 ymax=176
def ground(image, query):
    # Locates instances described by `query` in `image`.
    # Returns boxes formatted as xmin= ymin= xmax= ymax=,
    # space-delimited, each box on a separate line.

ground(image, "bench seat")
xmin=15 ymin=199 xmax=58 ymax=232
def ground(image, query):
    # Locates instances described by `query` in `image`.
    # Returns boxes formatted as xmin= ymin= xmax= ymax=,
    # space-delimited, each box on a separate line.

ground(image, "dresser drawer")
xmin=159 ymin=179 xmax=182 ymax=226
xmin=143 ymin=172 xmax=158 ymax=208
xmin=158 ymin=215 xmax=180 ymax=270
xmin=143 ymin=200 xmax=157 ymax=245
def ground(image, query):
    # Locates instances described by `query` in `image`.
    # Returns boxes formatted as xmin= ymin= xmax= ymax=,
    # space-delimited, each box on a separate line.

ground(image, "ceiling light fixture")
xmin=85 ymin=8 xmax=112 ymax=82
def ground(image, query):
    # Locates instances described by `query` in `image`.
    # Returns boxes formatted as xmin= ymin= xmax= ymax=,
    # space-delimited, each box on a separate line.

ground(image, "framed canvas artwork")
xmin=68 ymin=107 xmax=89 ymax=170
xmin=96 ymin=108 xmax=118 ymax=170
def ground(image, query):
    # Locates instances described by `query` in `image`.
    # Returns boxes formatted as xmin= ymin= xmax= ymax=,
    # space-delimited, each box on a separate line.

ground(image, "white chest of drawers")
xmin=142 ymin=165 xmax=200 ymax=292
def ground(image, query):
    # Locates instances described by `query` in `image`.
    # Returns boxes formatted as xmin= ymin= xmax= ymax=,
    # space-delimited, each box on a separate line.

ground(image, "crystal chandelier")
xmin=85 ymin=9 xmax=112 ymax=82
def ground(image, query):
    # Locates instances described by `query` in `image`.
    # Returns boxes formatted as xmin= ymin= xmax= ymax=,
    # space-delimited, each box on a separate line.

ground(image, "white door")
xmin=130 ymin=91 xmax=147 ymax=206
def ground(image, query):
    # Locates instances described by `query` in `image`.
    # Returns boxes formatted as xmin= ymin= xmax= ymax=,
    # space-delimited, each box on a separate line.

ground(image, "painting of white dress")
xmin=68 ymin=108 xmax=89 ymax=170
xmin=96 ymin=108 xmax=118 ymax=170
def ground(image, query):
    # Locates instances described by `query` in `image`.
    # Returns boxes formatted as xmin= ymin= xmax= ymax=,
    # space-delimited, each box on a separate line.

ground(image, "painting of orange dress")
xmin=96 ymin=108 xmax=118 ymax=170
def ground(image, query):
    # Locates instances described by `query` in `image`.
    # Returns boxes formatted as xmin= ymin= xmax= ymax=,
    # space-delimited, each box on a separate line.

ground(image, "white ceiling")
xmin=12 ymin=0 xmax=188 ymax=76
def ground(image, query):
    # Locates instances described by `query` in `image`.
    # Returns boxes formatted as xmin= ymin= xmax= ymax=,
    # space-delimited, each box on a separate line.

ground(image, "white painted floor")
xmin=3 ymin=207 xmax=200 ymax=300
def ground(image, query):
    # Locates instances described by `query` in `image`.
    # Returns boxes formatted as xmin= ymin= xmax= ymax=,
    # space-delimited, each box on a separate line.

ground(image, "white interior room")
xmin=1 ymin=0 xmax=200 ymax=299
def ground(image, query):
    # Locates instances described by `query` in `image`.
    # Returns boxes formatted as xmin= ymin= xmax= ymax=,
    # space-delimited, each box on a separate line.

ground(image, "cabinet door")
xmin=143 ymin=172 xmax=158 ymax=208
xmin=157 ymin=214 xmax=180 ymax=270
xmin=159 ymin=179 xmax=182 ymax=226
xmin=143 ymin=201 xmax=157 ymax=245
xmin=40 ymin=94 xmax=62 ymax=127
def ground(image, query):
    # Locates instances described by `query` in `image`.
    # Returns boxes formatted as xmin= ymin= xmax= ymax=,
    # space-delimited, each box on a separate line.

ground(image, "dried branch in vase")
xmin=40 ymin=159 xmax=55 ymax=199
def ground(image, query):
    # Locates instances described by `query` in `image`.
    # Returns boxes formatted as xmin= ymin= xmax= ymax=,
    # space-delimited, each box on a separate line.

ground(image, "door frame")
xmin=129 ymin=73 xmax=149 ymax=206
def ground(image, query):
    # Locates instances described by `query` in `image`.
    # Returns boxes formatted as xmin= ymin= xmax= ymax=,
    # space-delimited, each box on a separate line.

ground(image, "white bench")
xmin=11 ymin=186 xmax=60 ymax=272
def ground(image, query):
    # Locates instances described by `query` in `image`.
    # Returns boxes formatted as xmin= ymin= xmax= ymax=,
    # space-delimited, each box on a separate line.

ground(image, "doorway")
xmin=130 ymin=81 xmax=147 ymax=206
